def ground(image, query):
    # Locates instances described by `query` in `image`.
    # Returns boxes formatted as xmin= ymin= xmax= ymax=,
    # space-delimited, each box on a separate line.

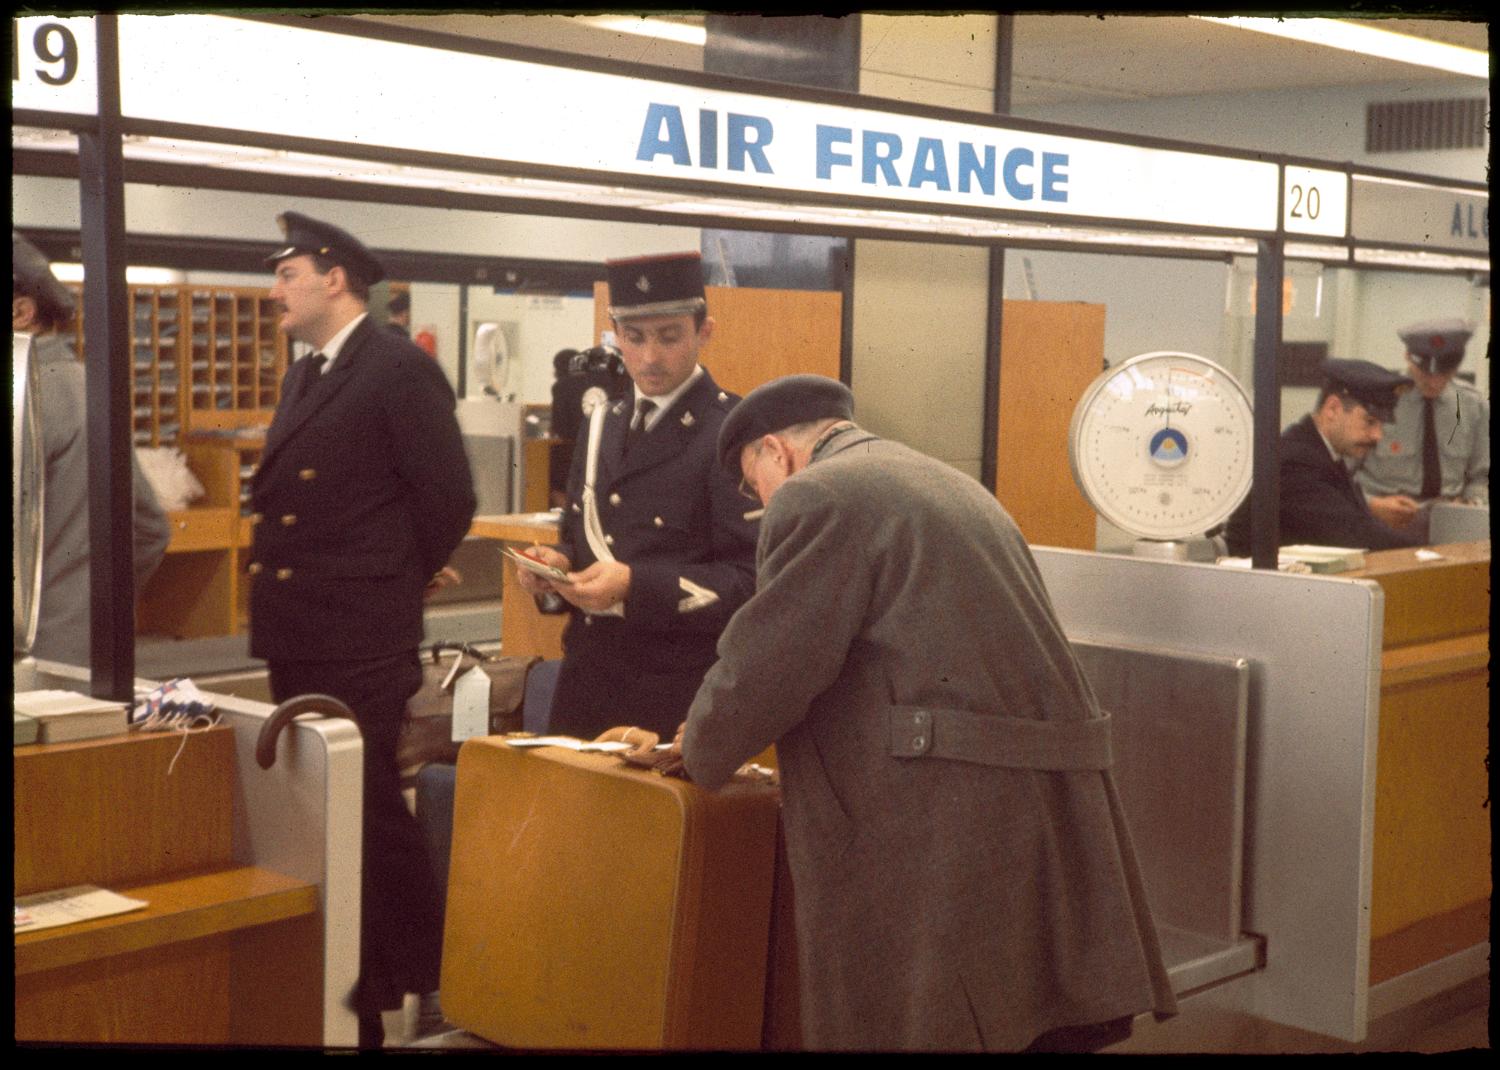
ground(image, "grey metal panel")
xmin=1034 ymin=547 xmax=1382 ymax=1043
xmin=1070 ymin=640 xmax=1248 ymax=944
xmin=461 ymin=433 xmax=515 ymax=517
xmin=1428 ymin=502 xmax=1489 ymax=545
xmin=217 ymin=694 xmax=364 ymax=1049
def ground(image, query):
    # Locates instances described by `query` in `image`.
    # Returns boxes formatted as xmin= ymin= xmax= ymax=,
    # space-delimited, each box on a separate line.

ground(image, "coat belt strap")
xmin=887 ymin=705 xmax=1112 ymax=771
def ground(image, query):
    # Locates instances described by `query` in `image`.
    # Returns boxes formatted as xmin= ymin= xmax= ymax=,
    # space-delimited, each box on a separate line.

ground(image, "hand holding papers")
xmin=505 ymin=545 xmax=571 ymax=585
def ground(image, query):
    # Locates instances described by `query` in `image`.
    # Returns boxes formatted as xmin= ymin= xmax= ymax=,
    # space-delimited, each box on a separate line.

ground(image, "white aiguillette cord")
xmin=580 ymin=390 xmax=625 ymax=617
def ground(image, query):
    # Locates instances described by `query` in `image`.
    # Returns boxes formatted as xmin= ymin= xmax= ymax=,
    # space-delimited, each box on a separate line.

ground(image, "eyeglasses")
xmin=738 ymin=441 xmax=764 ymax=501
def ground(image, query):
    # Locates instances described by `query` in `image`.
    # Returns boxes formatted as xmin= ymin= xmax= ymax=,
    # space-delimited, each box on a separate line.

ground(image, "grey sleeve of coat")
xmin=681 ymin=476 xmax=875 ymax=790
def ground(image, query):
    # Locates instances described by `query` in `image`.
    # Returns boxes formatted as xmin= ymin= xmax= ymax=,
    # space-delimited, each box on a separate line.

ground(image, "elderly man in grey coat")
xmin=674 ymin=375 xmax=1176 ymax=1052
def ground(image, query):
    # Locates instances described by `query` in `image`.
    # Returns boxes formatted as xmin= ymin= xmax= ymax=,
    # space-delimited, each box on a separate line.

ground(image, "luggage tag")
xmin=452 ymin=665 xmax=493 ymax=743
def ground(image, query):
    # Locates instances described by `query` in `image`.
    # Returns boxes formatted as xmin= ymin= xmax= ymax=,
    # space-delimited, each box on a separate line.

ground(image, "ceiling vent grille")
xmin=1366 ymin=98 xmax=1487 ymax=153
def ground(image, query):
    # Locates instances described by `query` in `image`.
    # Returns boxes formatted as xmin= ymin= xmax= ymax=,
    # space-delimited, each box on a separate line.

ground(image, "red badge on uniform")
xmin=1390 ymin=442 xmax=1402 ymax=454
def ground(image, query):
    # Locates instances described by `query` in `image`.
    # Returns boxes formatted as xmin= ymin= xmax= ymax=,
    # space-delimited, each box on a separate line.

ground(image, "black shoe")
xmin=357 ymin=1011 xmax=386 ymax=1050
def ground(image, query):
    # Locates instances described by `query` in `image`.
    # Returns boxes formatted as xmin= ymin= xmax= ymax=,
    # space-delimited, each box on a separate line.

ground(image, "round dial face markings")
xmin=1068 ymin=352 xmax=1254 ymax=541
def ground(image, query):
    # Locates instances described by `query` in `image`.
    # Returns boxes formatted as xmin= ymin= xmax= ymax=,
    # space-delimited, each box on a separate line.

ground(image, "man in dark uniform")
xmin=1224 ymin=358 xmax=1422 ymax=555
xmin=514 ymin=252 xmax=757 ymax=740
xmin=249 ymin=211 xmax=476 ymax=1048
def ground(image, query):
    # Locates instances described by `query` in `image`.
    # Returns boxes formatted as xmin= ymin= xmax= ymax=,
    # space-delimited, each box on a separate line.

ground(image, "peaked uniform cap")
xmin=265 ymin=211 xmax=386 ymax=285
xmin=1321 ymin=358 xmax=1413 ymax=423
xmin=1398 ymin=318 xmax=1473 ymax=373
xmin=606 ymin=252 xmax=706 ymax=320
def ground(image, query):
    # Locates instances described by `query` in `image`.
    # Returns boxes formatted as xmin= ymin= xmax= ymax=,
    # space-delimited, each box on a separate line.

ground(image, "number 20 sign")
xmin=12 ymin=16 xmax=99 ymax=118
xmin=1282 ymin=165 xmax=1348 ymax=239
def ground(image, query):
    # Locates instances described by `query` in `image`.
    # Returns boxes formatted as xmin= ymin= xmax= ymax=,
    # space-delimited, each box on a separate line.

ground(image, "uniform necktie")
xmin=624 ymin=399 xmax=656 ymax=454
xmin=1420 ymin=396 xmax=1441 ymax=499
xmin=295 ymin=353 xmax=327 ymax=404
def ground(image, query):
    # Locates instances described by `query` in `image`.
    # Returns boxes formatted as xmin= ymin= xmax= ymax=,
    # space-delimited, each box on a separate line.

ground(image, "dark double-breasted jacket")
xmin=1224 ymin=414 xmax=1422 ymax=555
xmin=248 ymin=316 xmax=476 ymax=663
xmin=548 ymin=368 xmax=757 ymax=738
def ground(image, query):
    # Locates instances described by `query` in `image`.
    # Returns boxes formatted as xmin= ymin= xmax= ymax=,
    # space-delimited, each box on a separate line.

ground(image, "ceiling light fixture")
xmin=1196 ymin=16 xmax=1489 ymax=79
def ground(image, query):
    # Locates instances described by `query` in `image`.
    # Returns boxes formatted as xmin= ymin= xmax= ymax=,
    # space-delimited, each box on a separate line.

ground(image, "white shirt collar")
xmin=315 ymin=312 xmax=368 ymax=372
xmin=633 ymin=364 xmax=703 ymax=431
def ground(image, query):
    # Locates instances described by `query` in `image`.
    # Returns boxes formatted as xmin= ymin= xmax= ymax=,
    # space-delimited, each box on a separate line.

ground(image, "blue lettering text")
xmin=908 ymin=137 xmax=951 ymax=191
xmin=700 ymin=109 xmax=718 ymax=169
xmin=863 ymin=130 xmax=903 ymax=186
xmin=816 ymin=125 xmax=854 ymax=179
xmin=957 ymin=142 xmax=995 ymax=196
xmin=728 ymin=113 xmax=774 ymax=173
xmin=636 ymin=102 xmax=691 ymax=166
xmin=1041 ymin=152 xmax=1069 ymax=202
xmin=1003 ymin=148 xmax=1033 ymax=200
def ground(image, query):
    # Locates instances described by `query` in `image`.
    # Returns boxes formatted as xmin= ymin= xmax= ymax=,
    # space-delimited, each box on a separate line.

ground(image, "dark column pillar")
xmin=78 ymin=13 xmax=135 ymax=698
xmin=1251 ymin=237 xmax=1285 ymax=569
xmin=981 ymin=15 xmax=1014 ymax=493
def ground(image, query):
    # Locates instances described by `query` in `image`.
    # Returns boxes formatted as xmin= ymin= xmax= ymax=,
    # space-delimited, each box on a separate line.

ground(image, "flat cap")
xmin=1321 ymin=358 xmax=1412 ymax=423
xmin=265 ymin=210 xmax=386 ymax=285
xmin=1398 ymin=318 xmax=1472 ymax=373
xmin=717 ymin=374 xmax=854 ymax=478
xmin=606 ymin=251 xmax=706 ymax=320
xmin=12 ymin=232 xmax=75 ymax=323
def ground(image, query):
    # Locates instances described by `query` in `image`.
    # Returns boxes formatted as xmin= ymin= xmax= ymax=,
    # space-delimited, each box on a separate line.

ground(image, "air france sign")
xmin=16 ymin=14 xmax=1355 ymax=239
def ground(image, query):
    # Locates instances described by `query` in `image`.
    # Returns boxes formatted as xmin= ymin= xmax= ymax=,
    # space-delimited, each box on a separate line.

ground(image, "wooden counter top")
xmin=1344 ymin=538 xmax=1490 ymax=578
xmin=470 ymin=511 xmax=563 ymax=545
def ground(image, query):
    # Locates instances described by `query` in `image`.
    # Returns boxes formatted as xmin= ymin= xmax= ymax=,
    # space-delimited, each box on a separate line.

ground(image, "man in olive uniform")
xmin=1224 ymin=358 xmax=1422 ymax=555
xmin=249 ymin=211 xmax=476 ymax=1048
xmin=514 ymin=252 xmax=757 ymax=740
xmin=1356 ymin=319 xmax=1488 ymax=539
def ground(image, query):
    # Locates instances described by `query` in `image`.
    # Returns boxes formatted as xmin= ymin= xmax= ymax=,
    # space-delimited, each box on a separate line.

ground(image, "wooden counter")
xmin=14 ymin=725 xmax=322 ymax=1046
xmin=471 ymin=511 xmax=568 ymax=660
xmin=1344 ymin=540 xmax=1491 ymax=984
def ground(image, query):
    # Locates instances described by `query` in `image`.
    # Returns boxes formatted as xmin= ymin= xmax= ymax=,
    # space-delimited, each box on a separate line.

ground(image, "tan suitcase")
xmin=441 ymin=739 xmax=783 ymax=1050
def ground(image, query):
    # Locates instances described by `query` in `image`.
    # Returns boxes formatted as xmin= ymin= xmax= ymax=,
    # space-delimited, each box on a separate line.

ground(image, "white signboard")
xmin=12 ymin=15 xmax=98 ymax=118
xmin=1282 ymin=166 xmax=1349 ymax=239
xmin=16 ymin=14 xmax=1287 ymax=235
xmin=1351 ymin=175 xmax=1488 ymax=254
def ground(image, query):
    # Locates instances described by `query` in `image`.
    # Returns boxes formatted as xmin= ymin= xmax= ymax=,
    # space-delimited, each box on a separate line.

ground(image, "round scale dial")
xmin=1068 ymin=351 xmax=1253 ymax=541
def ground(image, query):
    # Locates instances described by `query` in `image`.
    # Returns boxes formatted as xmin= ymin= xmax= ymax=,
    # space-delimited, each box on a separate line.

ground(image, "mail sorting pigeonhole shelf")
xmin=1069 ymin=640 xmax=1260 ymax=995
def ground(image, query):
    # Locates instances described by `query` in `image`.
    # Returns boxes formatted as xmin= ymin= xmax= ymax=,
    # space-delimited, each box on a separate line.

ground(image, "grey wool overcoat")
xmin=682 ymin=429 xmax=1176 ymax=1051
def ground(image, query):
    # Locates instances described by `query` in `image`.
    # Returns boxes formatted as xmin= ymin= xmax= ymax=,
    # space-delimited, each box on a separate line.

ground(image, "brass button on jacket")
xmin=247 ymin=562 xmax=263 ymax=575
xmin=276 ymin=567 xmax=293 ymax=581
xmin=249 ymin=512 xmax=263 ymax=525
xmin=281 ymin=514 xmax=298 ymax=526
xmin=299 ymin=468 xmax=317 ymax=481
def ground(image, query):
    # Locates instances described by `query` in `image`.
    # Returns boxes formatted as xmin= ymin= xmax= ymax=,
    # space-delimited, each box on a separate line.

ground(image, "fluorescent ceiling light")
xmin=1197 ymin=17 xmax=1489 ymax=78
xmin=577 ymin=16 xmax=707 ymax=48
xmin=1285 ymin=241 xmax=1352 ymax=263
xmin=47 ymin=263 xmax=185 ymax=285
xmin=1352 ymin=247 xmax=1489 ymax=272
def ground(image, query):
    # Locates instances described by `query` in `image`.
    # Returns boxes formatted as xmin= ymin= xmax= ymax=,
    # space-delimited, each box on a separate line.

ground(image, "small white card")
xmin=452 ymin=665 xmax=492 ymax=743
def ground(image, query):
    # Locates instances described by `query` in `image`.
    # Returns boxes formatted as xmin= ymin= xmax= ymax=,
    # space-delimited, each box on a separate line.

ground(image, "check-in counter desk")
xmin=437 ymin=541 xmax=1487 ymax=1048
xmin=13 ymin=659 xmax=364 ymax=1048
xmin=1342 ymin=541 xmax=1490 ymax=986
xmin=470 ymin=511 xmax=567 ymax=660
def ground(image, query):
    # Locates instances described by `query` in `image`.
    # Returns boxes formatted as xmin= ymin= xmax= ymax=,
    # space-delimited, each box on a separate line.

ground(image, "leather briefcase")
xmin=398 ymin=642 xmax=538 ymax=787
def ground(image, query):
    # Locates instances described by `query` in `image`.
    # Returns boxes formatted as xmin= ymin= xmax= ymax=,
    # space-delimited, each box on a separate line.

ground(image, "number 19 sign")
xmin=12 ymin=15 xmax=99 ymax=118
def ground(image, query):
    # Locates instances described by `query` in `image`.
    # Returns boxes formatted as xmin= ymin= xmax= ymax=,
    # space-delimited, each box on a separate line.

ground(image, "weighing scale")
xmin=1068 ymin=351 xmax=1254 ymax=562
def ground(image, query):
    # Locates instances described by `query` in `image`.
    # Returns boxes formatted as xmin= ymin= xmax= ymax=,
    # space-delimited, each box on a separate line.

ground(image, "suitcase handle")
xmin=256 ymin=692 xmax=356 ymax=770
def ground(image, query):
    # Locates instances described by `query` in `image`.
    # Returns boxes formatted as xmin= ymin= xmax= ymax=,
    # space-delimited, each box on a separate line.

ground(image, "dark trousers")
xmin=269 ymin=651 xmax=443 ymax=1014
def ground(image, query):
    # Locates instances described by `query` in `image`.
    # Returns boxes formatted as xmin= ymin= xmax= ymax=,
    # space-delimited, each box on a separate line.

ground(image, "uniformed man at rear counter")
xmin=1224 ymin=358 xmax=1423 ymax=556
xmin=514 ymin=252 xmax=757 ymax=740
xmin=249 ymin=211 xmax=476 ymax=1049
xmin=1355 ymin=319 xmax=1488 ymax=539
